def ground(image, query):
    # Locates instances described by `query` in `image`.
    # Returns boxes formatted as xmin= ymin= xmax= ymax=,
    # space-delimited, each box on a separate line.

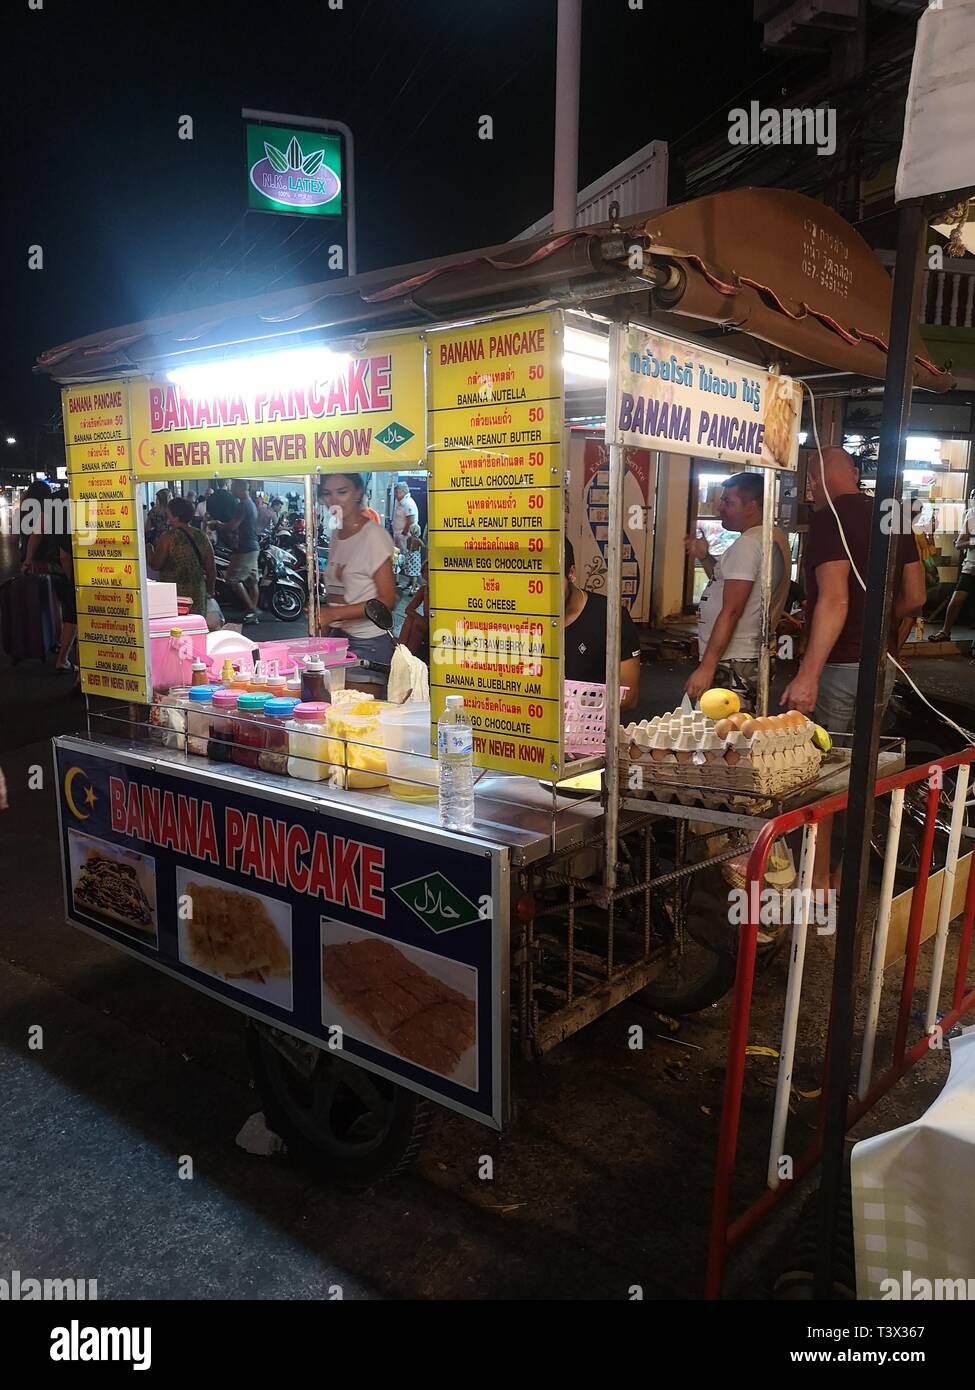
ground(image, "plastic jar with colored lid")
xmin=232 ymin=692 xmax=268 ymax=768
xmin=259 ymin=697 xmax=300 ymax=775
xmin=207 ymin=689 xmax=239 ymax=762
xmin=286 ymin=701 xmax=331 ymax=781
xmin=187 ymin=685 xmax=220 ymax=756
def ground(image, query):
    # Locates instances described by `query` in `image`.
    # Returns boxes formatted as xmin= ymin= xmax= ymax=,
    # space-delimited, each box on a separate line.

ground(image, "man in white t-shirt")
xmin=392 ymin=482 xmax=419 ymax=551
xmin=684 ymin=471 xmax=791 ymax=709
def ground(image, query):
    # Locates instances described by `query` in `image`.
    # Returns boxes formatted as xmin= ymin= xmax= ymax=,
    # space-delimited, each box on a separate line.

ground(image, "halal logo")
xmin=376 ymin=421 xmax=415 ymax=452
xmin=392 ymin=872 xmax=481 ymax=934
xmin=250 ymin=135 xmax=341 ymax=210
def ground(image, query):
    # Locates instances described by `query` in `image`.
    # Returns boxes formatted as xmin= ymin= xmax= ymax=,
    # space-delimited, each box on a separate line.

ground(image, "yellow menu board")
xmin=128 ymin=334 xmax=426 ymax=480
xmin=63 ymin=382 xmax=151 ymax=702
xmin=428 ymin=311 xmax=564 ymax=778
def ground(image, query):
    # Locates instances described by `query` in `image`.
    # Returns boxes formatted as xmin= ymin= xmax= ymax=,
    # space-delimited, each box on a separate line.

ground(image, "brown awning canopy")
xmin=35 ymin=187 xmax=952 ymax=391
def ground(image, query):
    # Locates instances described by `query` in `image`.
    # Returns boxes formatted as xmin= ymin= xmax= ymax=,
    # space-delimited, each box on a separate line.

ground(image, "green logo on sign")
xmin=392 ymin=872 xmax=482 ymax=933
xmin=376 ymin=421 xmax=415 ymax=452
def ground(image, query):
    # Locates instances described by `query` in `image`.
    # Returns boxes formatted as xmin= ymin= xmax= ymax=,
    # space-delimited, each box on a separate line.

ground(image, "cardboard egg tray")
xmin=620 ymin=743 xmax=822 ymax=798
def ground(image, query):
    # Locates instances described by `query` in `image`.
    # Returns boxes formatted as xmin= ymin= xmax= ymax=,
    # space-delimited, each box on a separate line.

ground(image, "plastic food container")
xmin=208 ymin=689 xmax=239 ymax=762
xmin=379 ymin=702 xmax=436 ymax=802
xmin=325 ymin=701 xmax=389 ymax=789
xmin=232 ymin=692 xmax=268 ymax=769
xmin=187 ymin=685 xmax=220 ymax=756
xmin=150 ymin=686 xmax=191 ymax=751
xmin=287 ymin=702 xmax=331 ymax=781
xmin=259 ymin=697 xmax=300 ymax=774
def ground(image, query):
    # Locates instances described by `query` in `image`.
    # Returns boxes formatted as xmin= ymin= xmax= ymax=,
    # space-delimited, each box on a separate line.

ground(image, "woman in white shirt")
xmin=321 ymin=472 xmax=397 ymax=692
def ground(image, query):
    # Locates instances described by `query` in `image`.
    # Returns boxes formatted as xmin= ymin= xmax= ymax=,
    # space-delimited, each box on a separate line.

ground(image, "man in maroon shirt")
xmin=781 ymin=448 xmax=924 ymax=728
xmin=781 ymin=447 xmax=925 ymax=891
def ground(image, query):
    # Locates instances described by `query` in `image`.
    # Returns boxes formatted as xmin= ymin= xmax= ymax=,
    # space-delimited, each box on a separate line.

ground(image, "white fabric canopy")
xmin=896 ymin=0 xmax=975 ymax=205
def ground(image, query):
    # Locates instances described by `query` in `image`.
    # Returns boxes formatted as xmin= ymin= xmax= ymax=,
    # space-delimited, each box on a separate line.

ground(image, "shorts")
xmin=956 ymin=571 xmax=975 ymax=595
xmin=714 ymin=658 xmax=760 ymax=712
xmin=814 ymin=661 xmax=896 ymax=736
xmin=51 ymin=571 xmax=77 ymax=625
xmin=331 ymin=629 xmax=396 ymax=688
xmin=226 ymin=550 xmax=259 ymax=583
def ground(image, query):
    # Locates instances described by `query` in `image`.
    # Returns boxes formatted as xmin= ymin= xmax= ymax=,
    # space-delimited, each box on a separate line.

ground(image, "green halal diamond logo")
xmin=393 ymin=871 xmax=482 ymax=934
xmin=376 ymin=421 xmax=415 ymax=452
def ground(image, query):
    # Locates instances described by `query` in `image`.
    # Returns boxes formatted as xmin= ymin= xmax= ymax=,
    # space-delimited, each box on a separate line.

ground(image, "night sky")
xmin=1 ymin=0 xmax=788 ymax=453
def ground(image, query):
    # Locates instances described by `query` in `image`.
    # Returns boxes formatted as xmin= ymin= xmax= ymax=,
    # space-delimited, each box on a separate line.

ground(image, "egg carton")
xmin=620 ymin=745 xmax=822 ymax=797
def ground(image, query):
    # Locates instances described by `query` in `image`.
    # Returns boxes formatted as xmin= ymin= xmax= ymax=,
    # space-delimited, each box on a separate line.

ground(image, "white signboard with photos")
xmin=613 ymin=326 xmax=801 ymax=471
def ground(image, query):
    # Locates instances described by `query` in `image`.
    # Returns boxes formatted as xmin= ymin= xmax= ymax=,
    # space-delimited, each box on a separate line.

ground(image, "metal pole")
xmin=552 ymin=0 xmax=581 ymax=232
xmin=241 ymin=108 xmax=356 ymax=276
xmin=603 ymin=324 xmax=624 ymax=893
xmin=758 ymin=467 xmax=776 ymax=716
xmin=814 ymin=200 xmax=927 ymax=1298
xmin=304 ymin=474 xmax=320 ymax=637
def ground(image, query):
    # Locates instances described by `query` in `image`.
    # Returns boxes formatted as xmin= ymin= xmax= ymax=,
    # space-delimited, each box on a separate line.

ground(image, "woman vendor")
xmin=564 ymin=539 xmax=641 ymax=711
xmin=320 ymin=472 xmax=397 ymax=693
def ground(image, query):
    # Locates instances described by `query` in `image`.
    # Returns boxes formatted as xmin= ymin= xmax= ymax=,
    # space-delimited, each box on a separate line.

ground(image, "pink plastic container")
xmin=149 ymin=615 xmax=209 ymax=691
xmin=258 ymin=636 xmax=349 ymax=674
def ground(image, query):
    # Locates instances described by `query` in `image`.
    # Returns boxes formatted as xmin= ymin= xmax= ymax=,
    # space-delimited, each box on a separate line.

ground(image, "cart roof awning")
xmin=36 ymin=187 xmax=952 ymax=391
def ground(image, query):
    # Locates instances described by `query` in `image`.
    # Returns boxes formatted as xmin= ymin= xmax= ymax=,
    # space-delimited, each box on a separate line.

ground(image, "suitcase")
xmin=0 ymin=572 xmax=57 ymax=663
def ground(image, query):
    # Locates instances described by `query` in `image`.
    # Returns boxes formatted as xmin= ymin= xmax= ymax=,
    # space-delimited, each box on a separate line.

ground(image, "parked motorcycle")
xmin=213 ymin=539 xmax=306 ymax=623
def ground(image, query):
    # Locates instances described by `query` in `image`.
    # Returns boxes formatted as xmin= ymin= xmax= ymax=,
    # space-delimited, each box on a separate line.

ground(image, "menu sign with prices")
xmin=427 ymin=311 xmax=564 ymax=778
xmin=63 ymin=381 xmax=152 ymax=701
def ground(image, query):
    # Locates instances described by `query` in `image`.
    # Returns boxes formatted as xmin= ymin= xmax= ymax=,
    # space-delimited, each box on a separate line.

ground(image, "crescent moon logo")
xmin=136 ymin=438 xmax=152 ymax=469
xmin=64 ymin=766 xmax=93 ymax=820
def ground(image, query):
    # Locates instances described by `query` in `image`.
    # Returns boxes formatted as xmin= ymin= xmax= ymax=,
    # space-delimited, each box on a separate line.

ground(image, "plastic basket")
xmin=564 ymin=681 xmax=629 ymax=757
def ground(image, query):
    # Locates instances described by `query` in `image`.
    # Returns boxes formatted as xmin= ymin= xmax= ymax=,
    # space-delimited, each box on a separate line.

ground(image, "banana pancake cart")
xmin=43 ymin=188 xmax=947 ymax=1182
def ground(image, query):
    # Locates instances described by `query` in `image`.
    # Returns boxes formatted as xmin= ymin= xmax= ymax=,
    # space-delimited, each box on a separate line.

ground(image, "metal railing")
xmin=705 ymin=747 xmax=975 ymax=1298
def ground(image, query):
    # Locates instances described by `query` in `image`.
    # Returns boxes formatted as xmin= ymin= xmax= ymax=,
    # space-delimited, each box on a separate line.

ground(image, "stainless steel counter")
xmin=69 ymin=734 xmax=606 ymax=866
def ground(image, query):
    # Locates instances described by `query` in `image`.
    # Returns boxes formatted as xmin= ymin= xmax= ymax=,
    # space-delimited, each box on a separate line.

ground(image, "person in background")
xmin=213 ymin=478 xmax=260 ymax=623
xmin=17 ymin=480 xmax=52 ymax=563
xmin=148 ymin=497 xmax=216 ymax=620
xmin=781 ymin=447 xmax=925 ymax=890
xmin=255 ymin=493 xmax=275 ymax=531
xmin=21 ymin=482 xmax=77 ymax=674
xmin=926 ymin=487 xmax=975 ymax=643
xmin=320 ymin=472 xmax=396 ymax=693
xmin=564 ymin=539 xmax=641 ymax=711
xmin=205 ymin=479 xmax=235 ymax=526
xmin=194 ymin=490 xmax=210 ymax=522
xmin=684 ymin=472 xmax=791 ymax=709
xmin=391 ymin=481 xmax=419 ymax=555
xmin=144 ymin=488 xmax=171 ymax=546
xmin=361 ymin=486 xmax=382 ymax=527
xmin=399 ymin=560 xmax=429 ymax=664
xmin=267 ymin=496 xmax=285 ymax=534
xmin=404 ymin=523 xmax=424 ymax=595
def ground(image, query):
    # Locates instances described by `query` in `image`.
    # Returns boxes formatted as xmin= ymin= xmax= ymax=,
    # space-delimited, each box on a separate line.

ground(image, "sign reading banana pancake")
xmin=614 ymin=327 xmax=801 ymax=470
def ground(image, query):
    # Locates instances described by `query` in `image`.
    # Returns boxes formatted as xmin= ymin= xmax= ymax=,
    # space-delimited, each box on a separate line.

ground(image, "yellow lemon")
xmin=700 ymin=687 xmax=741 ymax=720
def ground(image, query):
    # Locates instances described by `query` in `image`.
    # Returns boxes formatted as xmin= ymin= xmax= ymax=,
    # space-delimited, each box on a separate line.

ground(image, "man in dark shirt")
xmin=215 ymin=478 xmax=260 ymax=622
xmin=564 ymin=539 xmax=641 ymax=711
xmin=781 ymin=448 xmax=925 ymax=892
xmin=781 ymin=448 xmax=924 ymax=729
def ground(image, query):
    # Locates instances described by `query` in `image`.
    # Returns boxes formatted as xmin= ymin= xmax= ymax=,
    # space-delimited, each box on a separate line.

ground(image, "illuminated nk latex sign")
xmin=246 ymin=122 xmax=343 ymax=216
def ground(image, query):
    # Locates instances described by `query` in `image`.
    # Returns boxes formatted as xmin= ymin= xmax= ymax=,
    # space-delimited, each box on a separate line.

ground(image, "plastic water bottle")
xmin=438 ymin=695 xmax=475 ymax=831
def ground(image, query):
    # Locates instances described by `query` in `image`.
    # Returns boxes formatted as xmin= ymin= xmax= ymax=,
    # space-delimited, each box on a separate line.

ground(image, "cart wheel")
xmin=247 ymin=1023 xmax=433 ymax=1188
xmin=636 ymin=881 xmax=738 ymax=1016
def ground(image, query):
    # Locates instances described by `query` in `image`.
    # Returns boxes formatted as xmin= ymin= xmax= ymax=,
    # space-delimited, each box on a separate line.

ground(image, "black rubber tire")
xmin=636 ymin=882 xmax=739 ymax=1016
xmin=270 ymin=586 xmax=305 ymax=622
xmin=247 ymin=1024 xmax=433 ymax=1189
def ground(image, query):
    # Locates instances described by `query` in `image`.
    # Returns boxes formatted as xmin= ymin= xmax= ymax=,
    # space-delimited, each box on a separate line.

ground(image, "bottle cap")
xmin=293 ymin=701 xmax=329 ymax=720
xmin=170 ymin=627 xmax=182 ymax=638
xmin=303 ymin=655 xmax=325 ymax=672
xmin=191 ymin=658 xmax=207 ymax=671
xmin=264 ymin=697 xmax=300 ymax=718
xmin=211 ymin=690 xmax=239 ymax=709
xmin=188 ymin=686 xmax=217 ymax=701
xmin=236 ymin=693 xmax=267 ymax=711
xmin=445 ymin=694 xmax=463 ymax=709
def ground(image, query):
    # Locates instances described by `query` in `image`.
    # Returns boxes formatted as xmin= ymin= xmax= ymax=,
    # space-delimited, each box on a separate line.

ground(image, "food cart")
xmin=42 ymin=187 xmax=950 ymax=1184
